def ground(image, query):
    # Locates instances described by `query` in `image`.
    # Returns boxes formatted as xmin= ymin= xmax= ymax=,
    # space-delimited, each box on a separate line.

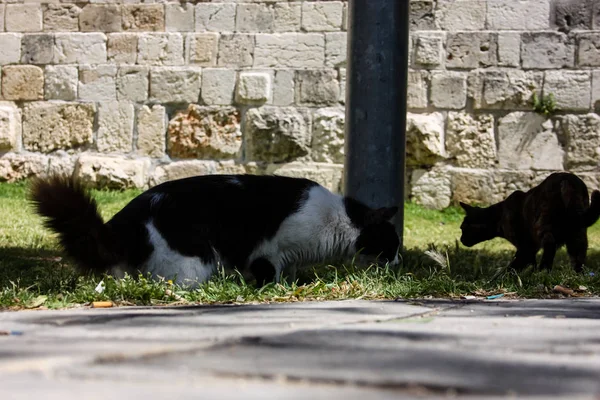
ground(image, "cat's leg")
xmin=566 ymin=230 xmax=588 ymax=273
xmin=249 ymin=257 xmax=276 ymax=287
xmin=509 ymin=248 xmax=536 ymax=270
xmin=538 ymin=232 xmax=557 ymax=271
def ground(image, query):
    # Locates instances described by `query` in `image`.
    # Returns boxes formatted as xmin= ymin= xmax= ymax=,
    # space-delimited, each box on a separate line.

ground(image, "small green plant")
xmin=532 ymin=92 xmax=557 ymax=116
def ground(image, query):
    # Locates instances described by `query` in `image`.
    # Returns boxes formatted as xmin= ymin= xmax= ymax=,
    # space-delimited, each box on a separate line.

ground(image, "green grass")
xmin=1 ymin=181 xmax=599 ymax=310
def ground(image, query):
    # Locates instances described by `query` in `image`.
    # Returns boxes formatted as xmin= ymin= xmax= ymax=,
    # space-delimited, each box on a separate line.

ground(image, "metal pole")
xmin=344 ymin=0 xmax=410 ymax=247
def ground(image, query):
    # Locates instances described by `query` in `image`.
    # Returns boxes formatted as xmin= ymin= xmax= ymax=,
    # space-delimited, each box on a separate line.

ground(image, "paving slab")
xmin=1 ymin=299 xmax=600 ymax=399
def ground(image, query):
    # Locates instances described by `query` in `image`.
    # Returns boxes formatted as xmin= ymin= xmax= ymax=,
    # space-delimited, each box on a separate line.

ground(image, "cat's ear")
xmin=366 ymin=206 xmax=398 ymax=224
xmin=459 ymin=202 xmax=472 ymax=213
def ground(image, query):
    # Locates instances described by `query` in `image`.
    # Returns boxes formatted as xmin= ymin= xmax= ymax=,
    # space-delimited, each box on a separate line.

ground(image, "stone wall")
xmin=0 ymin=0 xmax=599 ymax=209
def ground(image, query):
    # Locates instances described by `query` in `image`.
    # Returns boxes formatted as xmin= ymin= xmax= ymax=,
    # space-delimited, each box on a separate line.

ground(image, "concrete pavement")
xmin=1 ymin=298 xmax=600 ymax=399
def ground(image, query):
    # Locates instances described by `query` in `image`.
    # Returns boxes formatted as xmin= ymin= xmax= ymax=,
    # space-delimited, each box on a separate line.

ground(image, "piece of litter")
xmin=589 ymin=272 xmax=595 ymax=277
xmin=92 ymin=301 xmax=113 ymax=308
xmin=0 ymin=330 xmax=23 ymax=336
xmin=578 ymin=285 xmax=588 ymax=292
xmin=460 ymin=295 xmax=477 ymax=300
xmin=165 ymin=289 xmax=183 ymax=301
xmin=486 ymin=294 xmax=504 ymax=300
xmin=25 ymin=295 xmax=47 ymax=309
xmin=553 ymin=285 xmax=574 ymax=296
xmin=95 ymin=280 xmax=105 ymax=294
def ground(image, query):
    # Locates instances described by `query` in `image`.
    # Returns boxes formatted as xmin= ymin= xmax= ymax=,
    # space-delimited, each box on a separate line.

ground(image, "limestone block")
xmin=117 ymin=66 xmax=148 ymax=102
xmin=201 ymin=68 xmax=236 ymax=105
xmin=436 ymin=0 xmax=486 ymax=31
xmin=577 ymin=32 xmax=600 ymax=67
xmin=107 ymin=33 xmax=138 ymax=64
xmin=342 ymin=3 xmax=348 ymax=31
xmin=150 ymin=160 xmax=217 ymax=186
xmin=48 ymin=151 xmax=75 ymax=177
xmin=446 ymin=32 xmax=497 ymax=69
xmin=23 ymin=102 xmax=95 ymax=153
xmin=195 ymin=3 xmax=236 ymax=32
xmin=302 ymin=2 xmax=343 ymax=32
xmin=273 ymin=69 xmax=295 ymax=106
xmin=446 ymin=112 xmax=496 ymax=168
xmin=21 ymin=34 xmax=54 ymax=64
xmin=407 ymin=70 xmax=428 ymax=109
xmin=595 ymin=2 xmax=600 ymax=29
xmin=79 ymin=4 xmax=122 ymax=32
xmin=311 ymin=107 xmax=344 ymax=164
xmin=555 ymin=113 xmax=600 ymax=170
xmin=45 ymin=65 xmax=78 ymax=101
xmin=414 ymin=33 xmax=443 ymax=67
xmin=167 ymin=104 xmax=242 ymax=160
xmin=265 ymin=162 xmax=343 ymax=193
xmin=74 ymin=154 xmax=149 ymax=190
xmin=274 ymin=3 xmax=301 ymax=32
xmin=410 ymin=167 xmax=452 ymax=210
xmin=5 ymin=4 xmax=42 ymax=33
xmin=406 ymin=112 xmax=446 ymax=166
xmin=430 ymin=71 xmax=466 ymax=109
xmin=593 ymin=70 xmax=600 ymax=110
xmin=325 ymin=32 xmax=347 ymax=68
xmin=410 ymin=1 xmax=436 ymax=30
xmin=470 ymin=70 xmax=543 ymax=110
xmin=78 ymin=65 xmax=117 ymax=102
xmin=521 ymin=32 xmax=574 ymax=69
xmin=236 ymin=72 xmax=271 ymax=105
xmin=43 ymin=4 xmax=81 ymax=32
xmin=122 ymin=5 xmax=164 ymax=32
xmin=137 ymin=33 xmax=184 ymax=66
xmin=338 ymin=67 xmax=346 ymax=104
xmin=254 ymin=33 xmax=324 ymax=68
xmin=217 ymin=34 xmax=254 ymax=67
xmin=150 ymin=67 xmax=201 ymax=103
xmin=166 ymin=3 xmax=194 ymax=32
xmin=543 ymin=70 xmax=591 ymax=111
xmin=487 ymin=0 xmax=550 ymax=30
xmin=0 ymin=102 xmax=21 ymax=152
xmin=245 ymin=106 xmax=311 ymax=163
xmin=296 ymin=69 xmax=339 ymax=106
xmin=498 ymin=112 xmax=564 ymax=171
xmin=236 ymin=3 xmax=274 ymax=33
xmin=136 ymin=105 xmax=166 ymax=158
xmin=54 ymin=33 xmax=107 ymax=64
xmin=97 ymin=102 xmax=134 ymax=154
xmin=489 ymin=170 xmax=538 ymax=204
xmin=0 ymin=153 xmax=48 ymax=183
xmin=552 ymin=0 xmax=593 ymax=32
xmin=0 ymin=34 xmax=22 ymax=65
xmin=186 ymin=33 xmax=218 ymax=66
xmin=497 ymin=33 xmax=521 ymax=67
xmin=2 ymin=65 xmax=44 ymax=101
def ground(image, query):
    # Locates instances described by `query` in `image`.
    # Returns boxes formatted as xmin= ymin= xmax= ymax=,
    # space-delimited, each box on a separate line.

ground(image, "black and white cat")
xmin=30 ymin=174 xmax=400 ymax=287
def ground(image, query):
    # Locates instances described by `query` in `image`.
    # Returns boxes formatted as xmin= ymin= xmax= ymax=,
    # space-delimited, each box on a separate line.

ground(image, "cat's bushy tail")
xmin=583 ymin=190 xmax=600 ymax=228
xmin=29 ymin=175 xmax=120 ymax=274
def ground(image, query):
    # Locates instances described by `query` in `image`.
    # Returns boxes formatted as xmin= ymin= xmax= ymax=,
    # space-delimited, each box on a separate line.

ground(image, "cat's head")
xmin=459 ymin=202 xmax=498 ymax=247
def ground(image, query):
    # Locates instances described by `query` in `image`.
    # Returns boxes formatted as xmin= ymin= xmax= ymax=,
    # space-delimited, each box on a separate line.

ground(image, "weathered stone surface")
xmin=236 ymin=3 xmax=274 ymax=33
xmin=117 ymin=66 xmax=148 ymax=102
xmin=217 ymin=34 xmax=254 ymax=67
xmin=137 ymin=105 xmax=166 ymax=158
xmin=168 ymin=105 xmax=241 ymax=160
xmin=97 ymin=102 xmax=134 ymax=153
xmin=245 ymin=107 xmax=311 ymax=163
xmin=78 ymin=65 xmax=117 ymax=101
xmin=150 ymin=67 xmax=201 ymax=103
xmin=79 ymin=5 xmax=122 ymax=33
xmin=54 ymin=33 xmax=107 ymax=64
xmin=273 ymin=69 xmax=295 ymax=106
xmin=498 ymin=112 xmax=564 ymax=171
xmin=312 ymin=108 xmax=344 ymax=164
xmin=414 ymin=33 xmax=443 ymax=67
xmin=254 ymin=33 xmax=324 ymax=68
xmin=430 ymin=71 xmax=466 ymax=109
xmin=21 ymin=34 xmax=54 ymax=64
xmin=2 ymin=65 xmax=43 ymax=101
xmin=74 ymin=154 xmax=149 ymax=190
xmin=296 ymin=70 xmax=339 ymax=105
xmin=487 ymin=0 xmax=551 ymax=30
xmin=43 ymin=4 xmax=81 ymax=32
xmin=593 ymin=70 xmax=600 ymax=111
xmin=195 ymin=3 xmax=236 ymax=32
xmin=47 ymin=151 xmax=75 ymax=177
xmin=236 ymin=72 xmax=271 ymax=105
xmin=577 ymin=32 xmax=600 ymax=67
xmin=5 ymin=4 xmax=42 ymax=32
xmin=150 ymin=160 xmax=217 ymax=186
xmin=521 ymin=32 xmax=574 ymax=69
xmin=0 ymin=153 xmax=47 ymax=182
xmin=325 ymin=32 xmax=347 ymax=68
xmin=451 ymin=168 xmax=530 ymax=206
xmin=201 ymin=68 xmax=236 ymax=105
xmin=137 ymin=33 xmax=184 ymax=66
xmin=543 ymin=70 xmax=591 ymax=111
xmin=0 ymin=33 xmax=22 ymax=65
xmin=446 ymin=32 xmax=497 ymax=69
xmin=107 ymin=33 xmax=138 ymax=64
xmin=166 ymin=3 xmax=194 ymax=32
xmin=446 ymin=112 xmax=496 ymax=168
xmin=497 ymin=33 xmax=521 ymax=67
xmin=410 ymin=167 xmax=452 ymax=210
xmin=469 ymin=70 xmax=543 ymax=110
xmin=555 ymin=113 xmax=600 ymax=170
xmin=436 ymin=0 xmax=486 ymax=31
xmin=274 ymin=3 xmax=301 ymax=32
xmin=45 ymin=65 xmax=78 ymax=101
xmin=265 ymin=162 xmax=343 ymax=193
xmin=186 ymin=33 xmax=218 ymax=66
xmin=338 ymin=67 xmax=346 ymax=104
xmin=122 ymin=4 xmax=164 ymax=32
xmin=410 ymin=1 xmax=436 ymax=30
xmin=23 ymin=102 xmax=95 ymax=153
xmin=302 ymin=2 xmax=343 ymax=32
xmin=407 ymin=70 xmax=428 ymax=109
xmin=552 ymin=0 xmax=593 ymax=32
xmin=0 ymin=102 xmax=21 ymax=151
xmin=406 ymin=112 xmax=446 ymax=166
